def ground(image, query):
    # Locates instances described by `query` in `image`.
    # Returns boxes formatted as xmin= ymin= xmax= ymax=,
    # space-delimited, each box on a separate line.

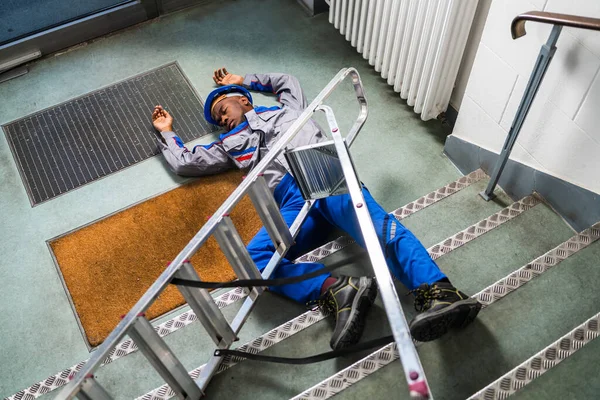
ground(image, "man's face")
xmin=211 ymin=97 xmax=251 ymax=131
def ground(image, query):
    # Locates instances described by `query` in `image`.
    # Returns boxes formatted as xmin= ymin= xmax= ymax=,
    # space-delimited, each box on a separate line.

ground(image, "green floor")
xmin=0 ymin=0 xmax=598 ymax=399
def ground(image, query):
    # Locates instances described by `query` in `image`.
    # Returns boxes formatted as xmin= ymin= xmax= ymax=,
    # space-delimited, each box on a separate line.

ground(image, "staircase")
xmin=13 ymin=167 xmax=600 ymax=400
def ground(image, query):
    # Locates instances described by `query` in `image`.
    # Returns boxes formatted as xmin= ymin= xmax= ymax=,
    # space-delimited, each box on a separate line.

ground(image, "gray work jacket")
xmin=157 ymin=73 xmax=327 ymax=190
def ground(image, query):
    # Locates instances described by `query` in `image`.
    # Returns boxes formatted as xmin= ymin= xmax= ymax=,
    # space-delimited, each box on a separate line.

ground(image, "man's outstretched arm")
xmin=213 ymin=67 xmax=308 ymax=110
xmin=152 ymin=105 xmax=234 ymax=176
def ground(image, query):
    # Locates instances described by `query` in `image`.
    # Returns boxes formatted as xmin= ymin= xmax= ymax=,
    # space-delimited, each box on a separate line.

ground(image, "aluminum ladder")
xmin=56 ymin=68 xmax=432 ymax=400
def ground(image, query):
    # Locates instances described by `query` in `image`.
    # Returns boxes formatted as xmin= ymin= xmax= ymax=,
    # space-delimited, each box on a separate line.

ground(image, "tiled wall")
xmin=452 ymin=0 xmax=600 ymax=195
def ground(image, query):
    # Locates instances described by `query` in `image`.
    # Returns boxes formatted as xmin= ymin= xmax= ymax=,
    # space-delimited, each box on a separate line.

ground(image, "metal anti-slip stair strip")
xmin=476 ymin=223 xmax=600 ymax=308
xmin=5 ymin=170 xmax=485 ymax=400
xmin=138 ymin=193 xmax=537 ymax=400
xmin=293 ymin=222 xmax=600 ymax=400
xmin=467 ymin=312 xmax=600 ymax=400
xmin=391 ymin=168 xmax=487 ymax=220
xmin=428 ymin=195 xmax=540 ymax=260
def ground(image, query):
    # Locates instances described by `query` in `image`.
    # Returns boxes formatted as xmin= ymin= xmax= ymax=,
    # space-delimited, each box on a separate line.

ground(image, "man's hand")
xmin=152 ymin=105 xmax=173 ymax=132
xmin=213 ymin=67 xmax=243 ymax=86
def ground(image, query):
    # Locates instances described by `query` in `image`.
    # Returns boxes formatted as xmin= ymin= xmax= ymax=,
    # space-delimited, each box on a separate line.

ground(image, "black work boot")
xmin=315 ymin=276 xmax=378 ymax=350
xmin=408 ymin=281 xmax=481 ymax=342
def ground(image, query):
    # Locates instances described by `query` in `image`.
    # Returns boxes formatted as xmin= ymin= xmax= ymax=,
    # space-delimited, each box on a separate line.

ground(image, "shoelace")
xmin=306 ymin=297 xmax=337 ymax=316
xmin=408 ymin=285 xmax=442 ymax=312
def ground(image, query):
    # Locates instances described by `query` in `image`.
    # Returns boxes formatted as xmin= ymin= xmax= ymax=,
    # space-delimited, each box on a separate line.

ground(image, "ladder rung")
xmin=77 ymin=376 xmax=112 ymax=400
xmin=175 ymin=262 xmax=237 ymax=347
xmin=248 ymin=175 xmax=293 ymax=254
xmin=128 ymin=316 xmax=203 ymax=400
xmin=214 ymin=216 xmax=263 ymax=300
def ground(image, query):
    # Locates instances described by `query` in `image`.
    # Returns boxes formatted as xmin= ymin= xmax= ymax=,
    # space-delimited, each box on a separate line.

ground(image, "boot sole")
xmin=409 ymin=298 xmax=482 ymax=342
xmin=331 ymin=277 xmax=378 ymax=350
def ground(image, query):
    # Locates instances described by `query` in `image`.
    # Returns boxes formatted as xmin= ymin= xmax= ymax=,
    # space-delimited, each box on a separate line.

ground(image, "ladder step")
xmin=284 ymin=140 xmax=348 ymax=200
xmin=128 ymin=316 xmax=203 ymax=400
xmin=248 ymin=175 xmax=294 ymax=254
xmin=77 ymin=376 xmax=112 ymax=400
xmin=175 ymin=262 xmax=237 ymax=347
xmin=214 ymin=216 xmax=263 ymax=299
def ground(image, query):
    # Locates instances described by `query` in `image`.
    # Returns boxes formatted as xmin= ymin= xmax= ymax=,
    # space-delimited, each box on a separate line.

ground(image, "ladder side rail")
xmin=58 ymin=67 xmax=368 ymax=400
xmin=317 ymin=104 xmax=432 ymax=399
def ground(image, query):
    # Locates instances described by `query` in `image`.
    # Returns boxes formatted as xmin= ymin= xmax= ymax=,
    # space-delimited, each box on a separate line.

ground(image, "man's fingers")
xmin=213 ymin=67 xmax=231 ymax=84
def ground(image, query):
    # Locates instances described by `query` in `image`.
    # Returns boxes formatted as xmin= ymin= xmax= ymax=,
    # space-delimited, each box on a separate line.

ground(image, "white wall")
xmin=450 ymin=0 xmax=492 ymax=110
xmin=452 ymin=0 xmax=600 ymax=195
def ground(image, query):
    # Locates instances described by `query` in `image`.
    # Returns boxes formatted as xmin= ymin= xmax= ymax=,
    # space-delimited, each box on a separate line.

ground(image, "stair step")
xmin=510 ymin=317 xmax=600 ymax=400
xmin=469 ymin=312 xmax=600 ymax=400
xmin=400 ymin=178 xmax=514 ymax=249
xmin=99 ymin=293 xmax=309 ymax=398
xmin=14 ymin=170 xmax=587 ymax=400
xmin=435 ymin=201 xmax=575 ymax=297
xmin=308 ymin=226 xmax=600 ymax=400
xmin=137 ymin=195 xmax=546 ymax=399
xmin=200 ymin=217 xmax=592 ymax=398
xmin=390 ymin=168 xmax=487 ymax=220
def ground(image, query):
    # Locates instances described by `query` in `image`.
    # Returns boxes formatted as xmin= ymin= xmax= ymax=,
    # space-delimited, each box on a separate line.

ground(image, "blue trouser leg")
xmin=247 ymin=173 xmax=446 ymax=304
xmin=314 ymin=186 xmax=446 ymax=290
xmin=246 ymin=175 xmax=331 ymax=304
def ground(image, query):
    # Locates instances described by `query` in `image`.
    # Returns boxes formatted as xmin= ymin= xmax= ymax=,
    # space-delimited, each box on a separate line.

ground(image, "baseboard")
xmin=444 ymin=135 xmax=600 ymax=232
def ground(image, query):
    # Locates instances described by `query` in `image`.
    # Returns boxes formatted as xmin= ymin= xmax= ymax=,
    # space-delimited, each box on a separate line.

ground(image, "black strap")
xmin=213 ymin=335 xmax=394 ymax=364
xmin=170 ymin=264 xmax=335 ymax=289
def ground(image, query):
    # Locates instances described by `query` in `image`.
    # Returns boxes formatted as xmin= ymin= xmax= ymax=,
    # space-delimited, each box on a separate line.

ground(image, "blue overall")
xmin=247 ymin=173 xmax=446 ymax=304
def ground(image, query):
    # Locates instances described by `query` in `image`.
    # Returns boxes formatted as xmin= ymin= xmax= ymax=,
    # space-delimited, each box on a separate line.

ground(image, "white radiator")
xmin=329 ymin=0 xmax=477 ymax=121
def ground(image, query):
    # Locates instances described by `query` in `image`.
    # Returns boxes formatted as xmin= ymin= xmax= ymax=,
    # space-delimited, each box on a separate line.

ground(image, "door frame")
xmin=0 ymin=0 xmax=209 ymax=75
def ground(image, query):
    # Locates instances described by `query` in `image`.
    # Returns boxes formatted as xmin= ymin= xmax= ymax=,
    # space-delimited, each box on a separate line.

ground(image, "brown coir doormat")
xmin=49 ymin=170 xmax=262 ymax=347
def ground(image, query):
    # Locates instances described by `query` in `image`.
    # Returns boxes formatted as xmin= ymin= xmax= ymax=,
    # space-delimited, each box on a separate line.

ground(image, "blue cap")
xmin=204 ymin=85 xmax=253 ymax=125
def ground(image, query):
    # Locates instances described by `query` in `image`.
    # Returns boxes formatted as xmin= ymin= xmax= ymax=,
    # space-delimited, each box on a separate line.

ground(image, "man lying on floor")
xmin=150 ymin=68 xmax=481 ymax=350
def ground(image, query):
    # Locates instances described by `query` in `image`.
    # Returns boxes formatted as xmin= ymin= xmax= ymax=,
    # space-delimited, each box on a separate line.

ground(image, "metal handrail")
xmin=482 ymin=11 xmax=600 ymax=200
xmin=58 ymin=68 xmax=368 ymax=399
xmin=512 ymin=11 xmax=600 ymax=39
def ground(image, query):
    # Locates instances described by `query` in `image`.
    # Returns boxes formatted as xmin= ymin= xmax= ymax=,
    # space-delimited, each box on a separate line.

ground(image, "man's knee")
xmin=247 ymin=230 xmax=276 ymax=255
